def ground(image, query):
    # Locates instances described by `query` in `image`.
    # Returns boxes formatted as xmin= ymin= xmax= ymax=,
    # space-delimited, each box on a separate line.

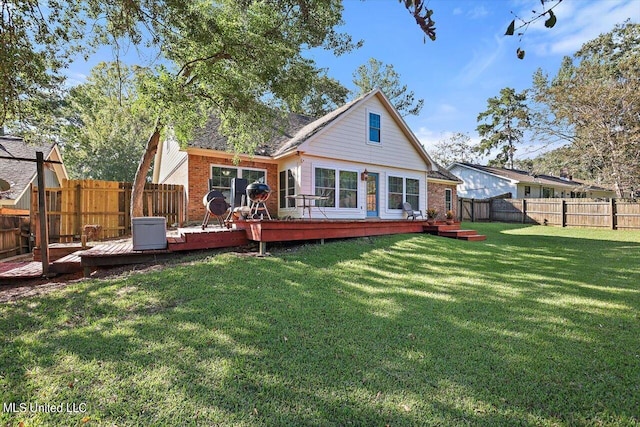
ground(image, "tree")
xmin=352 ymin=58 xmax=424 ymax=117
xmin=60 ymin=62 xmax=155 ymax=181
xmin=1 ymin=1 xmax=358 ymax=217
xmin=428 ymin=132 xmax=480 ymax=167
xmin=531 ymin=22 xmax=640 ymax=197
xmin=0 ymin=1 xmax=84 ymax=130
xmin=476 ymin=87 xmax=531 ymax=169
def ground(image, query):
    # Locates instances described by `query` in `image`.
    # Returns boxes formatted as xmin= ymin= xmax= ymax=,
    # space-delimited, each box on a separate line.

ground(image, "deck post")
xmin=36 ymin=152 xmax=50 ymax=277
xmin=258 ymin=241 xmax=267 ymax=256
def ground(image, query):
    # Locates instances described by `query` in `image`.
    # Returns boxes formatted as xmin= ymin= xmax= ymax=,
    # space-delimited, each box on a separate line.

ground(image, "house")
xmin=153 ymin=89 xmax=460 ymax=222
xmin=447 ymin=162 xmax=615 ymax=200
xmin=0 ymin=135 xmax=68 ymax=214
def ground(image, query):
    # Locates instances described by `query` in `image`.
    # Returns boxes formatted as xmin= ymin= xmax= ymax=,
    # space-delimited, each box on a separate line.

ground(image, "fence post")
xmin=471 ymin=199 xmax=475 ymax=222
xmin=561 ymin=199 xmax=567 ymax=227
xmin=522 ymin=199 xmax=527 ymax=224
xmin=74 ymin=182 xmax=82 ymax=238
xmin=610 ymin=198 xmax=617 ymax=230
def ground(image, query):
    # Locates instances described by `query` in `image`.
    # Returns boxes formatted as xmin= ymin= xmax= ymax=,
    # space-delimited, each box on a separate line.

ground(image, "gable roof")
xmin=451 ymin=163 xmax=612 ymax=191
xmin=187 ymin=89 xmax=440 ymax=172
xmin=0 ymin=136 xmax=61 ymax=202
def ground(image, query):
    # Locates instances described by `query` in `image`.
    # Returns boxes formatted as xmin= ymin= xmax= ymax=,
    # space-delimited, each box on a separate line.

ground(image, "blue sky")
xmin=305 ymin=0 xmax=639 ymax=158
xmin=68 ymin=0 xmax=639 ymax=160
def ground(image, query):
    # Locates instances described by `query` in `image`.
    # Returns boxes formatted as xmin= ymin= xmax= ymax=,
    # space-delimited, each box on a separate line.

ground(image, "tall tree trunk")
xmin=131 ymin=117 xmax=163 ymax=219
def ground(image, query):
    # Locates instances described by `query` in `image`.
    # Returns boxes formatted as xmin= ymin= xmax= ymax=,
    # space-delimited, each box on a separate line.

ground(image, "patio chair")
xmin=403 ymin=202 xmax=423 ymax=220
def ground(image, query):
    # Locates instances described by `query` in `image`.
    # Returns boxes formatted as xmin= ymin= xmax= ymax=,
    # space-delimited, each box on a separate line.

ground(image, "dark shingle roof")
xmin=0 ymin=136 xmax=55 ymax=201
xmin=189 ymin=113 xmax=316 ymax=156
xmin=428 ymin=169 xmax=462 ymax=183
xmin=188 ymin=92 xmax=371 ymax=157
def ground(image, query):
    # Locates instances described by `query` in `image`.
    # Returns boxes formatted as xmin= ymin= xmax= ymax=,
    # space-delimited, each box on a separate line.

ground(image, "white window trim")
xmin=386 ymin=175 xmax=421 ymax=212
xmin=366 ymin=109 xmax=383 ymax=145
xmin=312 ymin=164 xmax=360 ymax=211
xmin=210 ymin=165 xmax=268 ymax=184
xmin=279 ymin=169 xmax=297 ymax=210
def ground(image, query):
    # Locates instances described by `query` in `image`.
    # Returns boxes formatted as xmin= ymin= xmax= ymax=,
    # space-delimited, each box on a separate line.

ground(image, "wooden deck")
xmin=0 ymin=219 xmax=485 ymax=282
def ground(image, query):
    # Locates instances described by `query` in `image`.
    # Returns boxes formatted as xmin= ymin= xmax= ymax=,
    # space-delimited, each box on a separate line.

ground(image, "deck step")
xmin=423 ymin=222 xmax=461 ymax=234
xmin=438 ymin=229 xmax=478 ymax=238
xmin=50 ymin=251 xmax=84 ymax=274
xmin=457 ymin=234 xmax=487 ymax=241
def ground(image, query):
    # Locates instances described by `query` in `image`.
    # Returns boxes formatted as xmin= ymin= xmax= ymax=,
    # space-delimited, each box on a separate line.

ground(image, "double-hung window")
xmin=315 ymin=168 xmax=336 ymax=207
xmin=388 ymin=176 xmax=404 ymax=209
xmin=368 ymin=112 xmax=381 ymax=143
xmin=279 ymin=170 xmax=296 ymax=208
xmin=388 ymin=176 xmax=420 ymax=210
xmin=314 ymin=167 xmax=359 ymax=209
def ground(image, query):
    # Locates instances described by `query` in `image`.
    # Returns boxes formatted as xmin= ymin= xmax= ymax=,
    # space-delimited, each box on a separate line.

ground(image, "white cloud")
xmin=468 ymin=6 xmax=490 ymax=20
xmin=456 ymin=33 xmax=507 ymax=85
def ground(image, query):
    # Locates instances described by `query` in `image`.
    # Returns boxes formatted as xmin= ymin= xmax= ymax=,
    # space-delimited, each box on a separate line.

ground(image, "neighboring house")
xmin=154 ymin=89 xmax=460 ymax=222
xmin=0 ymin=136 xmax=68 ymax=214
xmin=448 ymin=162 xmax=615 ymax=200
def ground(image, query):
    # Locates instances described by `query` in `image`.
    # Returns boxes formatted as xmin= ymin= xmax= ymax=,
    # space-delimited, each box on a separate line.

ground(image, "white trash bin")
xmin=132 ymin=217 xmax=167 ymax=250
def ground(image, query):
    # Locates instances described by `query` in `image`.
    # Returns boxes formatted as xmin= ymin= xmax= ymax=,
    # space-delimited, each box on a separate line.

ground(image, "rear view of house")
xmin=154 ymin=89 xmax=460 ymax=222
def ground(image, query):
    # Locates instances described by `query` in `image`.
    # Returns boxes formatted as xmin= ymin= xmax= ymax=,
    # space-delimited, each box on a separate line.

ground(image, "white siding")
xmin=298 ymin=155 xmax=426 ymax=220
xmin=449 ymin=165 xmax=517 ymax=199
xmin=276 ymin=158 xmax=302 ymax=218
xmin=300 ymin=96 xmax=428 ymax=171
xmin=157 ymin=136 xmax=188 ymax=185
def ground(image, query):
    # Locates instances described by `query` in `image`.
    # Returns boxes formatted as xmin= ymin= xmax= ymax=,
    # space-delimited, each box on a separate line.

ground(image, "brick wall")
xmin=427 ymin=181 xmax=458 ymax=220
xmin=187 ymin=154 xmax=278 ymax=222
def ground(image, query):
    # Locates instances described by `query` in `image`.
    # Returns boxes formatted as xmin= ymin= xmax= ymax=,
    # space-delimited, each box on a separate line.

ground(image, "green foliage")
xmin=476 ymin=87 xmax=530 ymax=169
xmin=0 ymin=1 xmax=85 ymax=128
xmin=352 ymin=58 xmax=424 ymax=117
xmin=1 ymin=225 xmax=639 ymax=425
xmin=59 ymin=63 xmax=156 ymax=181
xmin=531 ymin=21 xmax=640 ymax=196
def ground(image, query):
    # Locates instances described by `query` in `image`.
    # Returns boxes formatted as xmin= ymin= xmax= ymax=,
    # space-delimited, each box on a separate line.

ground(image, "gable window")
xmin=388 ymin=176 xmax=420 ymax=210
xmin=445 ymin=188 xmax=453 ymax=211
xmin=368 ymin=112 xmax=381 ymax=143
xmin=314 ymin=167 xmax=359 ymax=209
xmin=279 ymin=170 xmax=296 ymax=208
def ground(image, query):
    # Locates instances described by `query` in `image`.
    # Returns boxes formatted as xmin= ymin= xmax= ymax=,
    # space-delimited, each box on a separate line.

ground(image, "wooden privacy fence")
xmin=459 ymin=197 xmax=640 ymax=230
xmin=0 ymin=213 xmax=30 ymax=259
xmin=32 ymin=179 xmax=184 ymax=244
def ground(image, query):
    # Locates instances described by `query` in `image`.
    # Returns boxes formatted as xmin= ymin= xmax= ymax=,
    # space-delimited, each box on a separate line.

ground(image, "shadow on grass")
xmin=1 ymin=226 xmax=639 ymax=425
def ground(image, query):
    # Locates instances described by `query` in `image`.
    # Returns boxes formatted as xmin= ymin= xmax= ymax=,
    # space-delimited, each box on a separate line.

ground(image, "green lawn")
xmin=1 ymin=223 xmax=639 ymax=426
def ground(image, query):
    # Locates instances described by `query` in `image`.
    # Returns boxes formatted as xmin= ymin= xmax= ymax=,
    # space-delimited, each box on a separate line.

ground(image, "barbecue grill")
xmin=246 ymin=182 xmax=272 ymax=219
xmin=201 ymin=190 xmax=229 ymax=229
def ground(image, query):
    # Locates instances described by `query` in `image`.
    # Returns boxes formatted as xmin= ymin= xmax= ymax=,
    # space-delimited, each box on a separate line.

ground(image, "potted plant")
xmin=445 ymin=210 xmax=455 ymax=224
xmin=426 ymin=208 xmax=438 ymax=224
